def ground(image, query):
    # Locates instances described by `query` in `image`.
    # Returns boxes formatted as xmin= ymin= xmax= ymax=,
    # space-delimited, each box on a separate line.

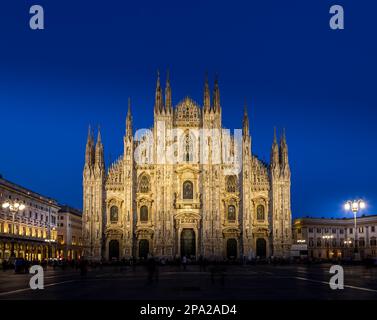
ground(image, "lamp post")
xmin=344 ymin=239 xmax=352 ymax=259
xmin=1 ymin=200 xmax=26 ymax=259
xmin=344 ymin=199 xmax=366 ymax=261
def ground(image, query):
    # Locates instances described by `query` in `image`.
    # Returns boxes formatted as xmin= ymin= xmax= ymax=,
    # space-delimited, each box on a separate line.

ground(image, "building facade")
xmin=83 ymin=73 xmax=292 ymax=261
xmin=57 ymin=205 xmax=83 ymax=260
xmin=0 ymin=176 xmax=59 ymax=262
xmin=293 ymin=216 xmax=377 ymax=260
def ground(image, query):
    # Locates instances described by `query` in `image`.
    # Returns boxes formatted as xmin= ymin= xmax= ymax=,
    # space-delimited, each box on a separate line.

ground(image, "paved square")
xmin=1 ymin=263 xmax=377 ymax=300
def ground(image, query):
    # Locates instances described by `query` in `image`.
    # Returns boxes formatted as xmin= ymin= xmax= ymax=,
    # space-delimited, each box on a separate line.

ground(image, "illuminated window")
xmin=226 ymin=176 xmax=236 ymax=193
xmin=183 ymin=181 xmax=193 ymax=199
xmin=228 ymin=205 xmax=236 ymax=221
xmin=140 ymin=206 xmax=148 ymax=222
xmin=139 ymin=175 xmax=150 ymax=193
xmin=110 ymin=206 xmax=119 ymax=223
xmin=257 ymin=205 xmax=265 ymax=220
xmin=183 ymin=133 xmax=193 ymax=162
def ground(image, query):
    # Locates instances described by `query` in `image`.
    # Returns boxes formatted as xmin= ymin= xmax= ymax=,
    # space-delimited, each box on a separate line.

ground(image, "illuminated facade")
xmin=0 ymin=176 xmax=59 ymax=262
xmin=57 ymin=205 xmax=83 ymax=260
xmin=293 ymin=216 xmax=377 ymax=260
xmin=83 ymin=73 xmax=292 ymax=261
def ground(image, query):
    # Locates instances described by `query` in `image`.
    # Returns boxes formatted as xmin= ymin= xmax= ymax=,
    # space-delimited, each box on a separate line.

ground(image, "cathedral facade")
xmin=82 ymin=73 xmax=292 ymax=261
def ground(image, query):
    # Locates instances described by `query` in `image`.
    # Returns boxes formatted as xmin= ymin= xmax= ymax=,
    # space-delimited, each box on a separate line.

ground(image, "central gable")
xmin=173 ymin=97 xmax=202 ymax=127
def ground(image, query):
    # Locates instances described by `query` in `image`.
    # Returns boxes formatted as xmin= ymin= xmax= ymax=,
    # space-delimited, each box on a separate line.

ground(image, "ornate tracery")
xmin=138 ymin=175 xmax=150 ymax=193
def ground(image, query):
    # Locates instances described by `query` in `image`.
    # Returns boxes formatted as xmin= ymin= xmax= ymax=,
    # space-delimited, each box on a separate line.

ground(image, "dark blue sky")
xmin=0 ymin=0 xmax=376 ymax=218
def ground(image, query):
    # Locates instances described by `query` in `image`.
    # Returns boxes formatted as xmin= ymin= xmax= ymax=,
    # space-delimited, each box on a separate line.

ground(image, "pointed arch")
xmin=226 ymin=175 xmax=237 ymax=193
xmin=183 ymin=132 xmax=194 ymax=162
xmin=138 ymin=174 xmax=150 ymax=193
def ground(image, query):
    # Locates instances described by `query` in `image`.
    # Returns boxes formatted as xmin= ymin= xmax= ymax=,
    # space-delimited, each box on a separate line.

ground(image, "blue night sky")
xmin=0 ymin=0 xmax=376 ymax=218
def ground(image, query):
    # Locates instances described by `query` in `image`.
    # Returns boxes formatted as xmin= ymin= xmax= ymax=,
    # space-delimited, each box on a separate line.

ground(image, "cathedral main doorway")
xmin=256 ymin=238 xmax=267 ymax=258
xmin=226 ymin=238 xmax=237 ymax=259
xmin=139 ymin=239 xmax=149 ymax=259
xmin=180 ymin=229 xmax=195 ymax=258
xmin=109 ymin=240 xmax=119 ymax=261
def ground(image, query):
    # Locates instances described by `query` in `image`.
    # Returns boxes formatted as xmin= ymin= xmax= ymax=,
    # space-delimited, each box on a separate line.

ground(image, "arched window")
xmin=140 ymin=206 xmax=148 ymax=222
xmin=183 ymin=133 xmax=193 ymax=162
xmin=110 ymin=206 xmax=119 ymax=223
xmin=228 ymin=205 xmax=236 ymax=221
xmin=183 ymin=181 xmax=193 ymax=199
xmin=257 ymin=205 xmax=265 ymax=221
xmin=139 ymin=175 xmax=150 ymax=193
xmin=226 ymin=176 xmax=236 ymax=193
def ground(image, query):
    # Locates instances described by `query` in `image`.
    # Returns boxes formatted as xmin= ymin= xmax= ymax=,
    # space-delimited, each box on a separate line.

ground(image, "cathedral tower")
xmin=270 ymin=128 xmax=292 ymax=257
xmin=82 ymin=127 xmax=105 ymax=261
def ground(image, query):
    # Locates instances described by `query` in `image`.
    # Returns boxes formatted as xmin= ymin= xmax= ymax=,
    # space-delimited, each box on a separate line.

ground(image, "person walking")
xmin=182 ymin=255 xmax=187 ymax=271
xmin=79 ymin=257 xmax=88 ymax=277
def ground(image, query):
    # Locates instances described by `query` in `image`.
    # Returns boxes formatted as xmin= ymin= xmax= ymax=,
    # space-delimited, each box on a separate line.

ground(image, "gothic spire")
xmin=242 ymin=101 xmax=249 ymax=135
xmin=85 ymin=125 xmax=95 ymax=167
xmin=271 ymin=127 xmax=279 ymax=169
xmin=165 ymin=69 xmax=172 ymax=113
xmin=279 ymin=128 xmax=289 ymax=168
xmin=212 ymin=75 xmax=221 ymax=113
xmin=96 ymin=126 xmax=102 ymax=144
xmin=203 ymin=72 xmax=210 ymax=113
xmin=126 ymin=97 xmax=133 ymax=138
xmin=154 ymin=70 xmax=163 ymax=114
xmin=95 ymin=126 xmax=104 ymax=169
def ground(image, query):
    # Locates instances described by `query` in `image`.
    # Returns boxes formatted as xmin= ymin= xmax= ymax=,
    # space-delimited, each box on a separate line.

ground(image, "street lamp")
xmin=343 ymin=239 xmax=352 ymax=259
xmin=344 ymin=199 xmax=366 ymax=260
xmin=1 ymin=200 xmax=26 ymax=258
